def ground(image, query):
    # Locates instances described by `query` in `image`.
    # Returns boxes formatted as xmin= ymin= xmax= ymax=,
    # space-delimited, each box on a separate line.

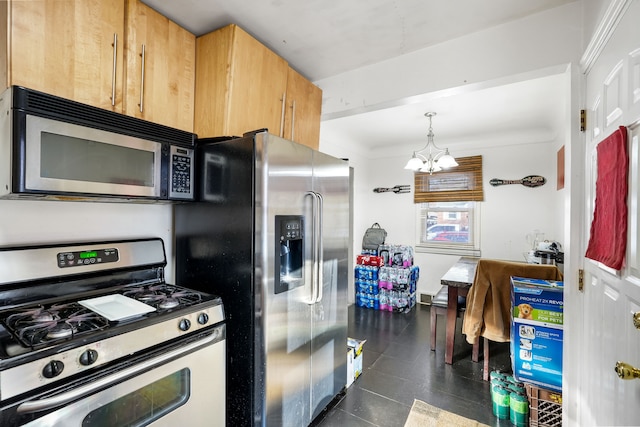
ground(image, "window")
xmin=414 ymin=155 xmax=483 ymax=256
xmin=416 ymin=201 xmax=480 ymax=255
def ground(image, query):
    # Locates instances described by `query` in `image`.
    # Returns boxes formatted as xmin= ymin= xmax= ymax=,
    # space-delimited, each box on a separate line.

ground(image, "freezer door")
xmin=258 ymin=133 xmax=349 ymax=426
xmin=258 ymin=134 xmax=315 ymax=426
xmin=310 ymin=150 xmax=349 ymax=421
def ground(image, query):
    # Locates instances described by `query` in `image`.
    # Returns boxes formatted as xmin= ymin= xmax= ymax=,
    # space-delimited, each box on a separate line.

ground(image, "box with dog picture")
xmin=511 ymin=277 xmax=564 ymax=325
xmin=510 ymin=277 xmax=564 ymax=391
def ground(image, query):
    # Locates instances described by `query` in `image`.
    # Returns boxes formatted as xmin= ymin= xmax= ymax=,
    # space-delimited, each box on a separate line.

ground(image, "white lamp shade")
xmin=437 ymin=152 xmax=458 ymax=168
xmin=404 ymin=156 xmax=424 ymax=170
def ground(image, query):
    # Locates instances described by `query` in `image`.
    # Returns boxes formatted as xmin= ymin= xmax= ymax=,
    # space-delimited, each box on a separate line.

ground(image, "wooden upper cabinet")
xmin=124 ymin=0 xmax=195 ymax=132
xmin=283 ymin=67 xmax=322 ymax=150
xmin=195 ymin=24 xmax=322 ymax=149
xmin=7 ymin=0 xmax=125 ymax=111
xmin=4 ymin=0 xmax=195 ymax=131
xmin=195 ymin=24 xmax=288 ymax=138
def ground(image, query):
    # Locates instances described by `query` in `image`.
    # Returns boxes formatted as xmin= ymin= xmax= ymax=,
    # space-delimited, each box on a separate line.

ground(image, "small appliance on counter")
xmin=526 ymin=240 xmax=564 ymax=273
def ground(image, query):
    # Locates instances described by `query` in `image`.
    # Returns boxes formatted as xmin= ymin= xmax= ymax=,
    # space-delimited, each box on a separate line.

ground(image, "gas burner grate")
xmin=3 ymin=303 xmax=109 ymax=348
xmin=122 ymin=284 xmax=203 ymax=311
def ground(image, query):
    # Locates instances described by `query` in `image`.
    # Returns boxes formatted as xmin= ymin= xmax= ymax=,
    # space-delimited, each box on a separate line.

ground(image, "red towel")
xmin=585 ymin=126 xmax=629 ymax=270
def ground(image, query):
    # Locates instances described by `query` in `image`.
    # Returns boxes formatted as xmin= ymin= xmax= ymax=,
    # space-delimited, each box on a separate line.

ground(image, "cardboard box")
xmin=511 ymin=277 xmax=564 ymax=391
xmin=511 ymin=277 xmax=564 ymax=325
xmin=346 ymin=337 xmax=365 ymax=387
xmin=512 ymin=320 xmax=563 ymax=391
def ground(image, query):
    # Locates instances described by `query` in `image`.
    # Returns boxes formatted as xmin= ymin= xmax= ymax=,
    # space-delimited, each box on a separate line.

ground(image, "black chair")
xmin=430 ymin=286 xmax=481 ymax=360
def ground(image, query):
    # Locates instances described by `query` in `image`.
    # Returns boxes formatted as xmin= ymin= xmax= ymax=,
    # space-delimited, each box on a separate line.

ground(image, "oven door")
xmin=23 ymin=114 xmax=163 ymax=198
xmin=13 ymin=325 xmax=225 ymax=427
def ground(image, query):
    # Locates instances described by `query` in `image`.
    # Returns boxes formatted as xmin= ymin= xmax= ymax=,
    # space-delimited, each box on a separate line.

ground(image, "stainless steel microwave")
xmin=0 ymin=86 xmax=195 ymax=202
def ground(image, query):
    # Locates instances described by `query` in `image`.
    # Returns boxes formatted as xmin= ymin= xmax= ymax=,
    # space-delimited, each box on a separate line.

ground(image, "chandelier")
xmin=404 ymin=112 xmax=458 ymax=174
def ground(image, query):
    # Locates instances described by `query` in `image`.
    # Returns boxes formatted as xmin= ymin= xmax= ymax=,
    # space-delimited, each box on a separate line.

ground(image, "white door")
xmin=567 ymin=1 xmax=640 ymax=425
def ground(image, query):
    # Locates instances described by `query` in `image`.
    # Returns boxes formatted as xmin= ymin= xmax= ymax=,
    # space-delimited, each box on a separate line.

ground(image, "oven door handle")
xmin=16 ymin=331 xmax=218 ymax=414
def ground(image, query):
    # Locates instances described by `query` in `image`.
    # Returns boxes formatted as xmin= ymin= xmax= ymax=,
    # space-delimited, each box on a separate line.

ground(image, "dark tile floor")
xmin=313 ymin=304 xmax=513 ymax=427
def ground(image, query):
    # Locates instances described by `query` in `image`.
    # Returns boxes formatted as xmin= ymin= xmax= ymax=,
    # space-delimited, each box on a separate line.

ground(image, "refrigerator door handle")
xmin=306 ymin=191 xmax=319 ymax=304
xmin=315 ymin=191 xmax=324 ymax=303
xmin=306 ymin=191 xmax=323 ymax=304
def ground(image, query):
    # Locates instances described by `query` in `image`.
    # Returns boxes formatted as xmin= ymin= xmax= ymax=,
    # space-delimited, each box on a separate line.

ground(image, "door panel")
xmin=310 ymin=150 xmax=349 ymax=420
xmin=577 ymin=1 xmax=640 ymax=424
xmin=260 ymin=133 xmax=314 ymax=426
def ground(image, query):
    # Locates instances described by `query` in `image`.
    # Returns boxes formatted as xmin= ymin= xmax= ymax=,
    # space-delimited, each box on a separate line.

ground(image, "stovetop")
xmin=0 ymin=282 xmax=220 ymax=355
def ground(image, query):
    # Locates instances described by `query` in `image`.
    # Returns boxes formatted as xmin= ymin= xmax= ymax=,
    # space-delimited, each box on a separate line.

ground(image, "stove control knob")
xmin=42 ymin=360 xmax=64 ymax=379
xmin=197 ymin=313 xmax=209 ymax=325
xmin=179 ymin=318 xmax=191 ymax=331
xmin=79 ymin=349 xmax=99 ymax=366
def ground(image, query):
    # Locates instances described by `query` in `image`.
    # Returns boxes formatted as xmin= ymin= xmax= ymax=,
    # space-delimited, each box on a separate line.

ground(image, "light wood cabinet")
xmin=6 ymin=0 xmax=125 ymax=112
xmin=195 ymin=24 xmax=322 ymax=149
xmin=124 ymin=0 xmax=195 ymax=131
xmin=283 ymin=67 xmax=322 ymax=150
xmin=3 ymin=0 xmax=195 ymax=132
xmin=195 ymin=24 xmax=288 ymax=139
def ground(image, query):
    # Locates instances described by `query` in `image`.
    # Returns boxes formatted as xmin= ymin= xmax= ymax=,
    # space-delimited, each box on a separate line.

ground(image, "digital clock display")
xmin=57 ymin=248 xmax=119 ymax=268
xmin=80 ymin=251 xmax=98 ymax=259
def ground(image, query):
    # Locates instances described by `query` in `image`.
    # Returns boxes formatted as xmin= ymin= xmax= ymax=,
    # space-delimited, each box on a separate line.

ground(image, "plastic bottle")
xmin=492 ymin=387 xmax=510 ymax=420
xmin=509 ymin=392 xmax=528 ymax=426
xmin=378 ymin=289 xmax=389 ymax=311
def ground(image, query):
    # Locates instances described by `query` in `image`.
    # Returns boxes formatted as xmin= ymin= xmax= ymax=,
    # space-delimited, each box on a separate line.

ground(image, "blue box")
xmin=511 ymin=319 xmax=563 ymax=391
xmin=511 ymin=277 xmax=564 ymax=326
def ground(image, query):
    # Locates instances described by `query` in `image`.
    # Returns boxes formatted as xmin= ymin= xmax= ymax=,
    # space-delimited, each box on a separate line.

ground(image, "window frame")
xmin=415 ymin=201 xmax=481 ymax=256
xmin=413 ymin=155 xmax=483 ymax=256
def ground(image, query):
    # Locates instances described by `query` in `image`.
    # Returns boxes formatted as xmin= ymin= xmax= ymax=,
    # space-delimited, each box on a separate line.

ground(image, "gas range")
xmin=0 ymin=238 xmax=225 ymax=424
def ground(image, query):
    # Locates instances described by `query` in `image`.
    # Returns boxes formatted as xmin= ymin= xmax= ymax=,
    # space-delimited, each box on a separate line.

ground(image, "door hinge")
xmin=578 ymin=268 xmax=584 ymax=292
xmin=580 ymin=109 xmax=586 ymax=132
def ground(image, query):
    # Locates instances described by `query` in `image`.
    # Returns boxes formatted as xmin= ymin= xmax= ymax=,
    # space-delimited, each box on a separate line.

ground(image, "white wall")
xmin=321 ymin=132 xmax=564 ymax=301
xmin=0 ymin=200 xmax=175 ymax=280
xmin=318 ymin=3 xmax=579 ymax=303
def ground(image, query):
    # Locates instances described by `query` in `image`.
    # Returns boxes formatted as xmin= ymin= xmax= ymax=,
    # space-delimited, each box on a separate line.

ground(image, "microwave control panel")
xmin=169 ymin=145 xmax=194 ymax=200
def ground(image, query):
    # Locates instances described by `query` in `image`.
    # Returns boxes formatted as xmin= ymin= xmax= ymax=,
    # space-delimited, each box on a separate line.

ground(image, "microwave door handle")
xmin=16 ymin=332 xmax=217 ymax=415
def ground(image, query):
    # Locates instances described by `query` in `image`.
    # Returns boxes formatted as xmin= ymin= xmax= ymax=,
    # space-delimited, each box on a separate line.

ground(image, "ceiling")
xmin=142 ymin=0 xmax=575 ymax=150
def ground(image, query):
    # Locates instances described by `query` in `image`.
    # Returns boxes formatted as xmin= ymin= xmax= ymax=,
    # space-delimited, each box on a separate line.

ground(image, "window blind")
xmin=413 ymin=155 xmax=484 ymax=203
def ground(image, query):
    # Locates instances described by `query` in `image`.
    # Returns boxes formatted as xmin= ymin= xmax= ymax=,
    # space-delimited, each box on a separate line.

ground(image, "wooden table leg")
xmin=445 ymin=286 xmax=458 ymax=364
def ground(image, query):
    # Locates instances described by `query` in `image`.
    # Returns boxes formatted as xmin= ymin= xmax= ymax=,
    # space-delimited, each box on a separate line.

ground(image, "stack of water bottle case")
xmin=355 ymin=244 xmax=418 ymax=312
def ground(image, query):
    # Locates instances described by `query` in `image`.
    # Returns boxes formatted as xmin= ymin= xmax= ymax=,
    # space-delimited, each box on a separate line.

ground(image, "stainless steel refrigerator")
xmin=174 ymin=131 xmax=349 ymax=427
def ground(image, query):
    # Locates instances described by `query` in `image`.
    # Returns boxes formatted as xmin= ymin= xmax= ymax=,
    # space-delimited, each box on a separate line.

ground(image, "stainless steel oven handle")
xmin=16 ymin=332 xmax=218 ymax=415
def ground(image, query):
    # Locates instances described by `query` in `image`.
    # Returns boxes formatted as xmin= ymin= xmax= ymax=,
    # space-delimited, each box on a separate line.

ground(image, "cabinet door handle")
xmin=111 ymin=33 xmax=118 ymax=106
xmin=291 ymin=100 xmax=296 ymax=141
xmin=139 ymin=44 xmax=146 ymax=113
xmin=280 ymin=92 xmax=286 ymax=138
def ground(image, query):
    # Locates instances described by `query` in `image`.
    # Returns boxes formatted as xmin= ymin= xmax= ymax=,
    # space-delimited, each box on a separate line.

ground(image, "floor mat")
xmin=404 ymin=399 xmax=490 ymax=427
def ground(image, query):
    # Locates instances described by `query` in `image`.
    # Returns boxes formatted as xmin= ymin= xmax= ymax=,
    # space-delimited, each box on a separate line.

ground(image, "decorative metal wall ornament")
xmin=373 ymin=185 xmax=410 ymax=194
xmin=489 ymin=175 xmax=546 ymax=188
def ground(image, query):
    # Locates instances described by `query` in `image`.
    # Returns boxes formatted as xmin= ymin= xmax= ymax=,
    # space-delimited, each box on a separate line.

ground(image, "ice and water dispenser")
xmin=275 ymin=215 xmax=304 ymax=294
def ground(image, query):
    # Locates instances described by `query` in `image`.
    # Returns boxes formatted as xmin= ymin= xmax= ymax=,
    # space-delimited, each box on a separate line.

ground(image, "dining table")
xmin=439 ymin=256 xmax=479 ymax=365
